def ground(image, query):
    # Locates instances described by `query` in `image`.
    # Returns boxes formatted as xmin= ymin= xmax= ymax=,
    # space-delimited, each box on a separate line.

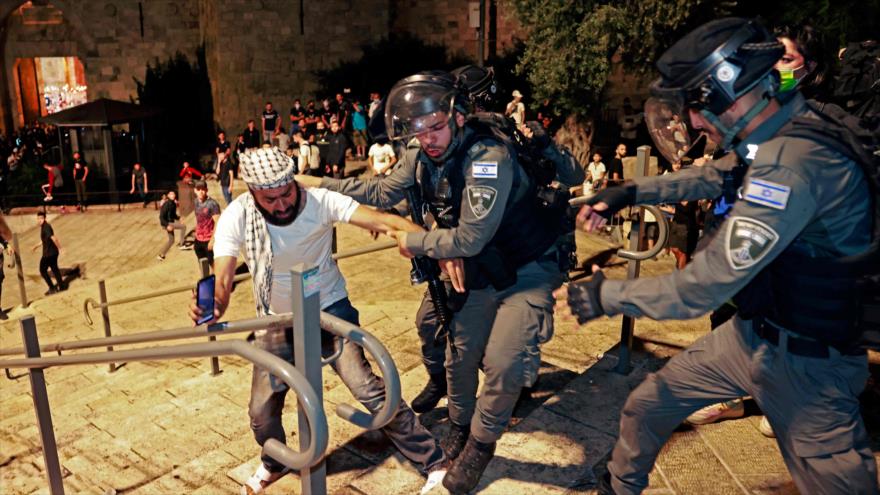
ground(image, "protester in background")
xmin=325 ymin=119 xmax=350 ymax=179
xmin=179 ymin=161 xmax=204 ymax=185
xmin=31 ymin=211 xmax=65 ymax=295
xmin=505 ymin=90 xmax=526 ymax=127
xmin=367 ymin=138 xmax=397 ymax=177
xmin=41 ymin=162 xmax=62 ymax=201
xmin=72 ymin=152 xmax=88 ymax=212
xmin=130 ymin=162 xmax=150 ymax=207
xmin=157 ymin=190 xmax=188 ymax=260
xmin=261 ymin=102 xmax=280 ymax=144
xmin=351 ymin=101 xmax=368 ymax=159
xmin=243 ymin=120 xmax=261 ymax=150
xmin=0 ymin=214 xmax=14 ymax=319
xmin=192 ymin=180 xmax=220 ymax=268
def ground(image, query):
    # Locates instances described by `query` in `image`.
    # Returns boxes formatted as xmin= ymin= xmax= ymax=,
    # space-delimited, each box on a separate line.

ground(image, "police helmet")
xmin=452 ymin=65 xmax=499 ymax=111
xmin=645 ymin=18 xmax=785 ymax=159
xmin=385 ymin=71 xmax=469 ymax=141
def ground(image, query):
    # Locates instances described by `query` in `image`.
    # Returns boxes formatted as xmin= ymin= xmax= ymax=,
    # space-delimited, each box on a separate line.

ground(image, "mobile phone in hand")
xmin=196 ymin=274 xmax=216 ymax=325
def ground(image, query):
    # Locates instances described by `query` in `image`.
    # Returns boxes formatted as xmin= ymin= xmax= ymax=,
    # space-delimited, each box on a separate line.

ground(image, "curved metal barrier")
xmin=319 ymin=312 xmax=402 ymax=430
xmin=616 ymin=205 xmax=669 ymax=261
xmin=0 ymin=338 xmax=328 ymax=471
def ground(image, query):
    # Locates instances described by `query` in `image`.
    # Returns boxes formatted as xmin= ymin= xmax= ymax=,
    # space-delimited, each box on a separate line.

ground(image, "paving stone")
xmin=656 ymin=428 xmax=744 ymax=494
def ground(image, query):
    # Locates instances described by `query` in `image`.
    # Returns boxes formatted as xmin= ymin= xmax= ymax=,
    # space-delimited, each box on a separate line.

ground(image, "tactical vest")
xmin=725 ymin=101 xmax=879 ymax=351
xmin=416 ymin=125 xmax=559 ymax=290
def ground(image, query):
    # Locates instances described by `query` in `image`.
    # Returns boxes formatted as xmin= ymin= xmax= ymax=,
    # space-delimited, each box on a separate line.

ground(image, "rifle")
xmin=404 ymin=186 xmax=457 ymax=357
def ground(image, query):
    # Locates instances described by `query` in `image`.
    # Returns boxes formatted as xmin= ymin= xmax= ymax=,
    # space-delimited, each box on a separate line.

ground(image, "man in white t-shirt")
xmin=190 ymin=147 xmax=446 ymax=494
xmin=367 ymin=139 xmax=397 ymax=176
xmin=585 ymin=152 xmax=606 ymax=194
xmin=292 ymin=131 xmax=310 ymax=174
xmin=505 ymin=89 xmax=526 ymax=127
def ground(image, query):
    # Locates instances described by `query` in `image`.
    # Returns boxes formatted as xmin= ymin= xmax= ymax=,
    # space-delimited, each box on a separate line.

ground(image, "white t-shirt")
xmin=297 ymin=142 xmax=311 ymax=170
xmin=213 ymin=188 xmax=360 ymax=313
xmin=368 ymin=143 xmax=396 ymax=173
xmin=587 ymin=162 xmax=606 ymax=183
xmin=275 ymin=133 xmax=290 ymax=152
xmin=506 ymin=101 xmax=525 ymax=125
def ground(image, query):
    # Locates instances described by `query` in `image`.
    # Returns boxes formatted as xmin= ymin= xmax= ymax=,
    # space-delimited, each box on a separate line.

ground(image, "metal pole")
xmin=21 ymin=316 xmax=65 ymax=494
xmin=291 ymin=264 xmax=326 ymax=495
xmin=478 ymin=0 xmax=486 ymax=66
xmin=615 ymin=145 xmax=651 ymax=374
xmin=98 ymin=280 xmax=116 ymax=372
xmin=200 ymin=258 xmax=221 ymax=376
xmin=12 ymin=233 xmax=27 ymax=308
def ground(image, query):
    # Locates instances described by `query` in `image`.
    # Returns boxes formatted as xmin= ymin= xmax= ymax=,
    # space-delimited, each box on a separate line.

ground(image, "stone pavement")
xmin=1 ymin=184 xmax=878 ymax=494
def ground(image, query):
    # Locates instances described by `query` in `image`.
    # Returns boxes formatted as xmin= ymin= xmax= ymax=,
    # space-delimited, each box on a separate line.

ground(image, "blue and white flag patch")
xmin=472 ymin=161 xmax=498 ymax=179
xmin=743 ymin=178 xmax=790 ymax=210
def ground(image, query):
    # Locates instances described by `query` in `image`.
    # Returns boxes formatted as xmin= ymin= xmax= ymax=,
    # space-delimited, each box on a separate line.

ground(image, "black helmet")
xmin=452 ymin=65 xmax=499 ymax=111
xmin=645 ymin=18 xmax=785 ymax=157
xmin=385 ymin=71 xmax=469 ymax=141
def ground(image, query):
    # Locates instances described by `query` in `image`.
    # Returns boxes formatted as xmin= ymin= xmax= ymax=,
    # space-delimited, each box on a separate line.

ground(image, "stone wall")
xmin=201 ymin=0 xmax=389 ymax=136
xmin=3 ymin=0 xmax=201 ymax=130
xmin=390 ymin=0 xmax=523 ymax=60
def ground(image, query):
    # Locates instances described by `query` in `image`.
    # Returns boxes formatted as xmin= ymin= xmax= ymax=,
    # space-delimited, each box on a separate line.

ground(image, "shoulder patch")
xmin=466 ymin=186 xmax=498 ymax=219
xmin=743 ymin=178 xmax=791 ymax=210
xmin=472 ymin=161 xmax=498 ymax=179
xmin=725 ymin=216 xmax=780 ymax=271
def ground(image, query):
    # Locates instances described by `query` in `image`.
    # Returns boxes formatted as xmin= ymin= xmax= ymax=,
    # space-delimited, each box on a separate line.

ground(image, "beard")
xmin=254 ymin=199 xmax=298 ymax=226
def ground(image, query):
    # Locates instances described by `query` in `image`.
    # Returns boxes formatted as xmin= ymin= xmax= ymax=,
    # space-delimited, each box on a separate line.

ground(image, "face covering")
xmin=778 ymin=65 xmax=806 ymax=93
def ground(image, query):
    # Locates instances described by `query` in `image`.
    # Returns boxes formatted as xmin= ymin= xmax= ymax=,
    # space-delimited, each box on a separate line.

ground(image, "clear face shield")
xmin=385 ymin=84 xmax=457 ymax=141
xmin=644 ymin=96 xmax=707 ymax=165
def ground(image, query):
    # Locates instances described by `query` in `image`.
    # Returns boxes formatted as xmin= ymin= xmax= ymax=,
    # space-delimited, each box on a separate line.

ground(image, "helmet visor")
xmin=644 ymin=96 xmax=701 ymax=165
xmin=385 ymin=84 xmax=457 ymax=140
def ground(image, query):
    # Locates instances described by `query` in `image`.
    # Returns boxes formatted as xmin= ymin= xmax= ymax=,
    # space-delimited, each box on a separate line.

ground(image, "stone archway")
xmin=1 ymin=0 xmax=97 ymax=133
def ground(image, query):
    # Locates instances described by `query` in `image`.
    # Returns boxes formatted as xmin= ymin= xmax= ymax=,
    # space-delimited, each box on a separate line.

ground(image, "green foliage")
xmin=314 ymin=32 xmax=473 ymax=101
xmin=134 ymin=47 xmax=214 ymax=184
xmin=508 ymin=0 xmax=880 ymax=118
xmin=509 ymin=0 xmax=732 ymax=117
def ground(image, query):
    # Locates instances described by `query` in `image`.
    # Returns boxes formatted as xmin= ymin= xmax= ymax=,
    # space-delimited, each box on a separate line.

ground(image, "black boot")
xmin=442 ymin=437 xmax=496 ymax=494
xmin=412 ymin=372 xmax=447 ymax=413
xmin=441 ymin=421 xmax=470 ymax=460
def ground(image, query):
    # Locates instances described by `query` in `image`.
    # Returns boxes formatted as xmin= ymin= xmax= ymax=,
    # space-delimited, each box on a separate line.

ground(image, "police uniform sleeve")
xmin=543 ymin=144 xmax=585 ymax=187
xmin=631 ymin=154 xmax=737 ymax=205
xmin=405 ymin=140 xmax=514 ymax=259
xmin=319 ymin=144 xmax=416 ymax=208
xmin=600 ymin=140 xmax=819 ymax=320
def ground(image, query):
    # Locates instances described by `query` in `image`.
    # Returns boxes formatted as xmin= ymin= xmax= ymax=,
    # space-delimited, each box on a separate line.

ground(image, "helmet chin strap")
xmin=701 ymin=94 xmax=772 ymax=150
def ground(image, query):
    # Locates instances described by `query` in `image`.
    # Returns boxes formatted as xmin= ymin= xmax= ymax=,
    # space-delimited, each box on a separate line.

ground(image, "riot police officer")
xmin=560 ymin=18 xmax=879 ymax=494
xmin=407 ymin=65 xmax=585 ymax=415
xmin=297 ymin=71 xmax=569 ymax=492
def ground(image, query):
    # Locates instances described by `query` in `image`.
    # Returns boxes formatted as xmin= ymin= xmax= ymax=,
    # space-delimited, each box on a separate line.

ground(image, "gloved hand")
xmin=523 ymin=121 xmax=551 ymax=150
xmin=566 ymin=270 xmax=606 ymax=324
xmin=576 ymin=184 xmax=637 ymax=232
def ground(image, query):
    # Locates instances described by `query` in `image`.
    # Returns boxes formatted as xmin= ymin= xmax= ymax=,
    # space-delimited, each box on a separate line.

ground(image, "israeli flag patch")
xmin=743 ymin=178 xmax=790 ymax=210
xmin=472 ymin=161 xmax=498 ymax=179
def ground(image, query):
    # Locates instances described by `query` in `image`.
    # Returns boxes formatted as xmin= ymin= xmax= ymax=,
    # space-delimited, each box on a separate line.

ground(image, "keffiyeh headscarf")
xmin=238 ymin=147 xmax=298 ymax=317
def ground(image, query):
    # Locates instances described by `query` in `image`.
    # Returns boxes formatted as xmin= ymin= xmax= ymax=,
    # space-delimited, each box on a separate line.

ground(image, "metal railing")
xmin=569 ymin=145 xmax=670 ymax=373
xmin=0 ymin=264 xmax=403 ymax=495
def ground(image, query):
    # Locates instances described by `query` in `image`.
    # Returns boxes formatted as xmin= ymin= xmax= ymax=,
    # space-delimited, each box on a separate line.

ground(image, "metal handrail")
xmin=319 ymin=312 xmax=401 ymax=430
xmin=81 ymin=238 xmax=398 ymax=325
xmin=82 ymin=273 xmax=251 ymax=325
xmin=616 ymin=205 xmax=669 ymax=261
xmin=568 ymin=196 xmax=670 ymax=262
xmin=0 ymin=339 xmax=328 ymax=470
xmin=1 ymin=310 xmax=400 ymax=431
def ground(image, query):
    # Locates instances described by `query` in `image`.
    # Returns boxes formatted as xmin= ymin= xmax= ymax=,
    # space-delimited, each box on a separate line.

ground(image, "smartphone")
xmin=196 ymin=275 xmax=216 ymax=325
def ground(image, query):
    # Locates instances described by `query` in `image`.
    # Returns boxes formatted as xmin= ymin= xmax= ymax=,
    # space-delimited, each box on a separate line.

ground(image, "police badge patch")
xmin=725 ymin=216 xmax=780 ymax=271
xmin=467 ymin=186 xmax=498 ymax=219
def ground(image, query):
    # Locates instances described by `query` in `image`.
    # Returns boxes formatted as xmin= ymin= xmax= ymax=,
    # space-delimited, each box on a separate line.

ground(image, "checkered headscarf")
xmin=237 ymin=147 xmax=297 ymax=316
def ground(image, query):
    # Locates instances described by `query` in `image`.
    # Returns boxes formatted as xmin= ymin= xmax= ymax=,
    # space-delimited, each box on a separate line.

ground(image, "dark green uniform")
xmin=603 ymin=93 xmax=878 ymax=494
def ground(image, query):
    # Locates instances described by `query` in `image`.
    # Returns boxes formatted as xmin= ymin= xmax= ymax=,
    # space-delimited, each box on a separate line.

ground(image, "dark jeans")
xmin=39 ymin=254 xmax=63 ymax=289
xmin=220 ymin=184 xmax=233 ymax=205
xmin=249 ymin=297 xmax=445 ymax=474
xmin=74 ymin=180 xmax=87 ymax=207
xmin=193 ymin=239 xmax=213 ymax=267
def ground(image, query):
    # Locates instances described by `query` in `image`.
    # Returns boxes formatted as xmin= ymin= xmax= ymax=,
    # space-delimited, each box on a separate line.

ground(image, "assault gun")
xmin=404 ymin=186 xmax=457 ymax=357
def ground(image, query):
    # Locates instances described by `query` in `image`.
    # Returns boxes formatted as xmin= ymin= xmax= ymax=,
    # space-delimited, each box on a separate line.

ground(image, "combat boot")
xmin=441 ymin=421 xmax=470 ymax=460
xmin=411 ymin=372 xmax=447 ymax=413
xmin=442 ymin=437 xmax=496 ymax=494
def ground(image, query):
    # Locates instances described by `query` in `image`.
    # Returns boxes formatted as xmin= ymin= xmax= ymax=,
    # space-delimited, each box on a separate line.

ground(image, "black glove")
xmin=524 ymin=121 xmax=551 ymax=150
xmin=584 ymin=184 xmax=637 ymax=220
xmin=567 ymin=270 xmax=606 ymax=324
